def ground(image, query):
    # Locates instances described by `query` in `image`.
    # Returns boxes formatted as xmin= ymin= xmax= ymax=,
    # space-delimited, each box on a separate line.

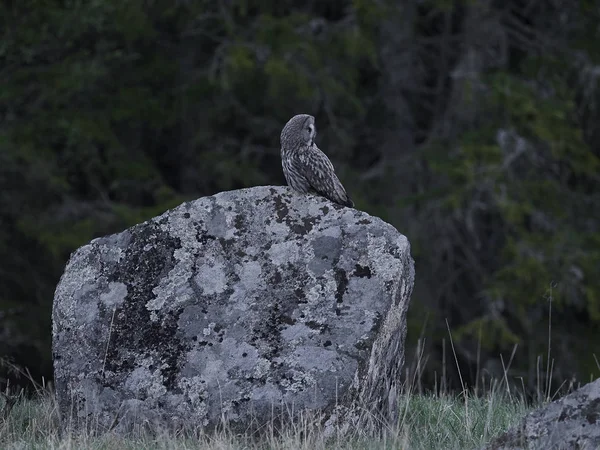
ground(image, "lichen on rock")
xmin=483 ymin=378 xmax=600 ymax=450
xmin=52 ymin=185 xmax=414 ymax=433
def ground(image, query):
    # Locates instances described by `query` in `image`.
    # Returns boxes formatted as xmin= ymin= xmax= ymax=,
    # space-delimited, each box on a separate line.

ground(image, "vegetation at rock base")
xmin=0 ymin=385 xmax=530 ymax=450
xmin=1 ymin=0 xmax=600 ymax=393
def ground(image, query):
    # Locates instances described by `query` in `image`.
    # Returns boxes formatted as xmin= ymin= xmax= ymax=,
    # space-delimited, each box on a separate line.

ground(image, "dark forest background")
xmin=1 ymin=0 xmax=599 ymax=397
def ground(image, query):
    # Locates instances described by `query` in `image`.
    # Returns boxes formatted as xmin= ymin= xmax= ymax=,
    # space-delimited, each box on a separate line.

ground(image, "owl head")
xmin=280 ymin=114 xmax=316 ymax=149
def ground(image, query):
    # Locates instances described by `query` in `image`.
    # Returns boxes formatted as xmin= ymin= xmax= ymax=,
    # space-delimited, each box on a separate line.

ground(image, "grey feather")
xmin=280 ymin=114 xmax=354 ymax=208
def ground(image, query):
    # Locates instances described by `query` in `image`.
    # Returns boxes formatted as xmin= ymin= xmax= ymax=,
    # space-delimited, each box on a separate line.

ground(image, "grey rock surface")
xmin=484 ymin=378 xmax=600 ymax=450
xmin=52 ymin=186 xmax=414 ymax=432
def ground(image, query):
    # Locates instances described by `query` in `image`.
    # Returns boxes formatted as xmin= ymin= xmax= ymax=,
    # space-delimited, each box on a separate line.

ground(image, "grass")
xmin=0 ymin=316 xmax=538 ymax=450
xmin=1 ymin=288 xmax=564 ymax=450
xmin=0 ymin=384 xmax=531 ymax=450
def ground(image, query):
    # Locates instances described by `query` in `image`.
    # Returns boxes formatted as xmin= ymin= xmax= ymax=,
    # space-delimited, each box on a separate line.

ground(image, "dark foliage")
xmin=1 ymin=0 xmax=599 ymax=395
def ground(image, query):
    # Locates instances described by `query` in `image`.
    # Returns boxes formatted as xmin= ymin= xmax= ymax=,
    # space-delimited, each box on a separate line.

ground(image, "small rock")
xmin=484 ymin=378 xmax=600 ymax=450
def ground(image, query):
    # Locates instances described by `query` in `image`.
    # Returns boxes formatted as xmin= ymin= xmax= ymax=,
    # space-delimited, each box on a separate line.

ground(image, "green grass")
xmin=0 ymin=386 xmax=531 ymax=450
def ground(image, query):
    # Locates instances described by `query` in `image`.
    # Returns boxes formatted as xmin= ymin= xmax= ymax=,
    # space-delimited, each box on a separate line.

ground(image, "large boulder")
xmin=52 ymin=186 xmax=414 ymax=432
xmin=484 ymin=378 xmax=600 ymax=450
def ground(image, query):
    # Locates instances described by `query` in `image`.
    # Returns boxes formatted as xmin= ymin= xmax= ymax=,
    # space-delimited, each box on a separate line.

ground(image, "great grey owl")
xmin=280 ymin=114 xmax=354 ymax=208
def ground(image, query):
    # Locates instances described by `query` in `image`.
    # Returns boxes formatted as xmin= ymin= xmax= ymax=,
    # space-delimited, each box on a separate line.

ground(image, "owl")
xmin=280 ymin=114 xmax=354 ymax=208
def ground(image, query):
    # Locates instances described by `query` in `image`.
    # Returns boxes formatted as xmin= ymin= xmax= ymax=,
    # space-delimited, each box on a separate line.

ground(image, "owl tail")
xmin=331 ymin=175 xmax=354 ymax=208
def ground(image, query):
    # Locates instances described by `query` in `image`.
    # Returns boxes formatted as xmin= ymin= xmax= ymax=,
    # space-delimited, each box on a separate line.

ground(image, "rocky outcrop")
xmin=52 ymin=186 xmax=414 ymax=432
xmin=484 ymin=378 xmax=600 ymax=450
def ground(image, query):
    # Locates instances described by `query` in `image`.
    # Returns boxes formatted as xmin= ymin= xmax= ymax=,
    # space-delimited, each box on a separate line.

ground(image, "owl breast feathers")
xmin=280 ymin=114 xmax=354 ymax=208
